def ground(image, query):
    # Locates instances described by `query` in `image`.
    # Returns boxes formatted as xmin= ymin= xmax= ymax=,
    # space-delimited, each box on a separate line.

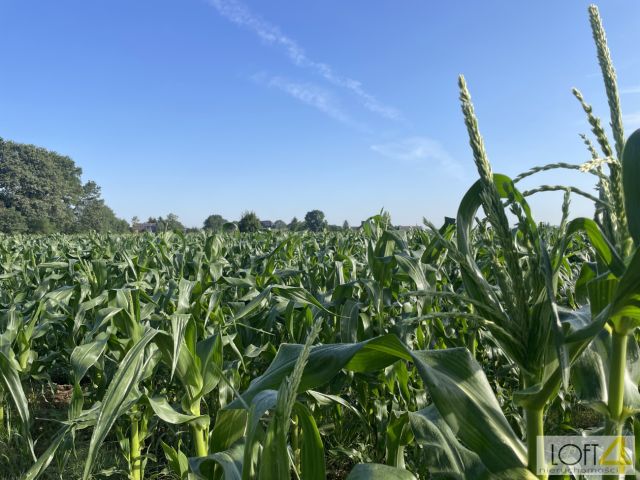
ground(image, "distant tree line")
xmin=199 ymin=209 xmax=356 ymax=233
xmin=0 ymin=136 xmax=405 ymax=235
xmin=133 ymin=210 xmax=410 ymax=235
xmin=129 ymin=210 xmax=349 ymax=234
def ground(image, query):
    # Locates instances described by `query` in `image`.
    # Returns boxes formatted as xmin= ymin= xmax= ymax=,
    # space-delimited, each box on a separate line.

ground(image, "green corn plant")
xmin=152 ymin=278 xmax=223 ymax=459
xmin=186 ymin=320 xmax=326 ymax=480
xmin=83 ymin=326 xmax=159 ymax=480
xmin=436 ymin=74 xmax=581 ymax=477
xmin=220 ymin=333 xmax=537 ymax=479
xmin=79 ymin=288 xmax=162 ymax=480
xmin=582 ymin=128 xmax=640 ymax=477
xmin=0 ymin=343 xmax=34 ymax=460
xmin=0 ymin=301 xmax=54 ymax=461
xmin=254 ymin=319 xmax=323 ymax=479
xmin=508 ymin=6 xmax=640 ymax=477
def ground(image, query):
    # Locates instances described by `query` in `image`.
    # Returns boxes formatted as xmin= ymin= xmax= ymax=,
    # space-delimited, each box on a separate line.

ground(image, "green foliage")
xmin=0 ymin=205 xmax=27 ymax=233
xmin=0 ymin=214 xmax=631 ymax=479
xmin=27 ymin=216 xmax=53 ymax=234
xmin=203 ymin=214 xmax=228 ymax=232
xmin=304 ymin=210 xmax=327 ymax=232
xmin=288 ymin=216 xmax=300 ymax=231
xmin=0 ymin=137 xmax=127 ymax=233
xmin=75 ymin=181 xmax=129 ymax=233
xmin=223 ymin=221 xmax=238 ymax=232
xmin=622 ymin=128 xmax=640 ymax=247
xmin=165 ymin=213 xmax=185 ymax=231
xmin=238 ymin=211 xmax=261 ymax=232
xmin=156 ymin=213 xmax=185 ymax=232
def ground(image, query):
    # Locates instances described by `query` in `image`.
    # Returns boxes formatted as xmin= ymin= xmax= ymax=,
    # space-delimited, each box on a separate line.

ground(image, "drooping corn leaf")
xmin=70 ymin=332 xmax=109 ymax=382
xmin=228 ymin=335 xmax=527 ymax=474
xmin=145 ymin=395 xmax=210 ymax=428
xmin=189 ymin=441 xmax=244 ymax=480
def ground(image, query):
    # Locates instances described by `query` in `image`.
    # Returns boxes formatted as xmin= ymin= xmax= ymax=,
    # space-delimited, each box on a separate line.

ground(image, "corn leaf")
xmin=346 ymin=464 xmax=417 ymax=480
xmin=83 ymin=328 xmax=158 ymax=480
xmin=0 ymin=350 xmax=34 ymax=459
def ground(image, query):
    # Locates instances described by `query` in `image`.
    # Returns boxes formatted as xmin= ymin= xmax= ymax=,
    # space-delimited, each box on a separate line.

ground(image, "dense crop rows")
xmin=0 ymin=216 xmax=585 ymax=480
xmin=1 ymin=4 xmax=639 ymax=479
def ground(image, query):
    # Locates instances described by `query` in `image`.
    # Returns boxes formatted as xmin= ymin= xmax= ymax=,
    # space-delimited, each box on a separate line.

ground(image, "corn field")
xmin=1 ymin=5 xmax=640 ymax=480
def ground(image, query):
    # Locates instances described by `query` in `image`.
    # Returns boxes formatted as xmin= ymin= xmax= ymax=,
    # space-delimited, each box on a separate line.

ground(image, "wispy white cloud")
xmin=623 ymin=112 xmax=640 ymax=130
xmin=208 ymin=0 xmax=402 ymax=121
xmin=371 ymin=137 xmax=465 ymax=179
xmin=253 ymin=73 xmax=365 ymax=130
xmin=620 ymin=85 xmax=640 ymax=95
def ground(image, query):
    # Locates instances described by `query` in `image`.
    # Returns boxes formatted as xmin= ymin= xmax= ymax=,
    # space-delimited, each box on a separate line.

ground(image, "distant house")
xmin=133 ymin=222 xmax=157 ymax=233
xmin=260 ymin=220 xmax=273 ymax=229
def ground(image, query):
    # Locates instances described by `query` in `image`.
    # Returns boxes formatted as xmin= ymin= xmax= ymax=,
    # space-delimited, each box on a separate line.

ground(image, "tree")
xmin=222 ymin=222 xmax=238 ymax=233
xmin=77 ymin=201 xmax=128 ymax=233
xmin=343 ymin=220 xmax=350 ymax=230
xmin=166 ymin=213 xmax=184 ymax=231
xmin=273 ymin=220 xmax=287 ymax=230
xmin=75 ymin=181 xmax=128 ymax=233
xmin=0 ymin=137 xmax=127 ymax=233
xmin=304 ymin=210 xmax=327 ymax=232
xmin=203 ymin=214 xmax=227 ymax=232
xmin=0 ymin=206 xmax=27 ymax=233
xmin=0 ymin=137 xmax=84 ymax=231
xmin=113 ymin=218 xmax=131 ymax=232
xmin=28 ymin=217 xmax=53 ymax=234
xmin=158 ymin=213 xmax=185 ymax=232
xmin=131 ymin=216 xmax=140 ymax=227
xmin=288 ymin=217 xmax=300 ymax=231
xmin=238 ymin=211 xmax=261 ymax=233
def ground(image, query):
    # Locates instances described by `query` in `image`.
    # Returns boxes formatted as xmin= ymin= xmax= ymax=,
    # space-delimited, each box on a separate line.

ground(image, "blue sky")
xmin=1 ymin=0 xmax=639 ymax=227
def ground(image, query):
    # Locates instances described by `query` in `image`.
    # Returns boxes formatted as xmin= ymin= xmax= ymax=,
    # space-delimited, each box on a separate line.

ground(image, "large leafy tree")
xmin=238 ymin=211 xmax=261 ymax=233
xmin=203 ymin=214 xmax=227 ymax=232
xmin=0 ymin=137 xmax=82 ymax=231
xmin=304 ymin=209 xmax=327 ymax=232
xmin=0 ymin=137 xmax=126 ymax=233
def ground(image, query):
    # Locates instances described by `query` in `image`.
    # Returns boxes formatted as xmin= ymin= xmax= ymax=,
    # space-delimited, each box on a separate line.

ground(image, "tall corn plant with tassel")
xmin=579 ymin=6 xmax=640 ymax=472
xmin=441 ymin=75 xmax=574 ymax=478
xmin=501 ymin=5 xmax=640 ymax=477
